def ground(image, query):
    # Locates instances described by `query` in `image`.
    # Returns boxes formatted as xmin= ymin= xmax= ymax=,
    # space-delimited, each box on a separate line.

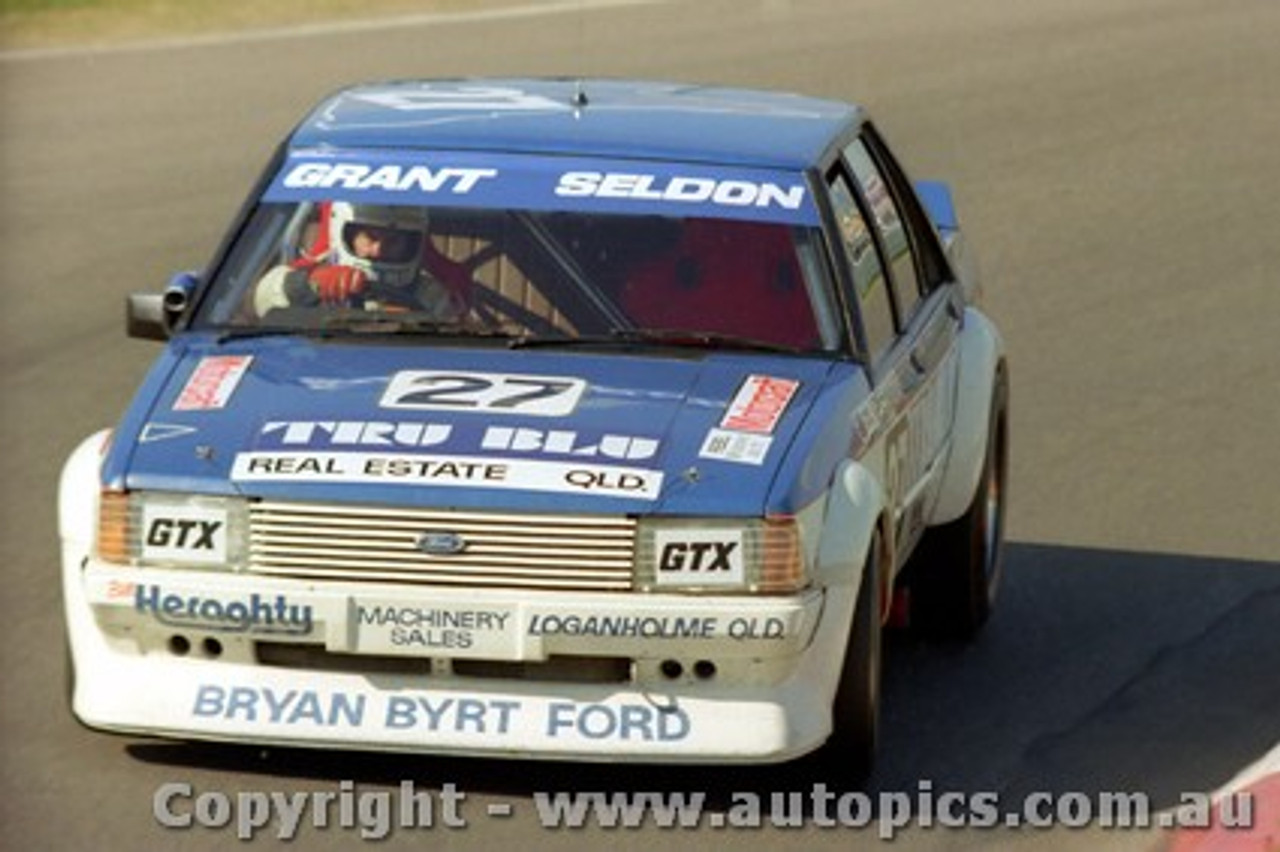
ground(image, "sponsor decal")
xmin=555 ymin=171 xmax=807 ymax=212
xmin=527 ymin=613 xmax=788 ymax=641
xmin=260 ymin=420 xmax=454 ymax=449
xmin=350 ymin=603 xmax=517 ymax=657
xmin=380 ymin=371 xmax=586 ymax=416
xmin=257 ymin=420 xmax=658 ymax=461
xmin=544 ymin=701 xmax=690 ymax=742
xmin=848 ymin=404 xmax=881 ymax=460
xmin=140 ymin=504 xmax=228 ymax=564
xmin=192 ymin=685 xmax=366 ymax=728
xmin=698 ymin=428 xmax=773 ymax=466
xmin=281 ymin=162 xmax=498 ymax=195
xmin=232 ymin=452 xmax=663 ymax=500
xmin=106 ymin=580 xmax=137 ymax=600
xmin=652 ymin=529 xmax=746 ymax=588
xmin=481 ymin=427 xmax=657 ymax=460
xmin=346 ymin=602 xmax=794 ymax=658
xmin=264 ymin=152 xmax=820 ymax=226
xmin=190 ymin=685 xmax=691 ymax=742
xmin=134 ymin=585 xmax=313 ymax=636
xmin=174 ymin=356 xmax=252 ymax=411
xmin=721 ymin=375 xmax=799 ymax=435
xmin=529 ymin=614 xmax=713 ymax=639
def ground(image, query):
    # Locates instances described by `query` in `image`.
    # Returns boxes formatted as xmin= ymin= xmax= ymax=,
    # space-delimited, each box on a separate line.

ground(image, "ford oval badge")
xmin=416 ymin=531 xmax=468 ymax=555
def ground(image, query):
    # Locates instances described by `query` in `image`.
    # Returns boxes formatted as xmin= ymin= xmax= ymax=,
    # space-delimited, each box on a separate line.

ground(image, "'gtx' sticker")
xmin=653 ymin=529 xmax=746 ymax=587
xmin=139 ymin=504 xmax=228 ymax=564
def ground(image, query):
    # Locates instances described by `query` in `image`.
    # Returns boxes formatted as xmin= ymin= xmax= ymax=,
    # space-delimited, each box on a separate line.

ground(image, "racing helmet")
xmin=327 ymin=202 xmax=429 ymax=287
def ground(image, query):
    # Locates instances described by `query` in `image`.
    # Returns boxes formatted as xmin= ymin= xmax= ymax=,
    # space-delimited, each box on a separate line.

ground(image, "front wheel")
xmin=911 ymin=368 xmax=1009 ymax=639
xmin=828 ymin=537 xmax=882 ymax=781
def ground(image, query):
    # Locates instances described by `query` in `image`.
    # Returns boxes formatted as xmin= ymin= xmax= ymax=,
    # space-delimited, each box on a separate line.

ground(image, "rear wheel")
xmin=828 ymin=536 xmax=882 ymax=780
xmin=911 ymin=368 xmax=1008 ymax=639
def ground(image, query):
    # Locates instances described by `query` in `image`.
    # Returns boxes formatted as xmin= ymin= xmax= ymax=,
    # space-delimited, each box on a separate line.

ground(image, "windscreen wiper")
xmin=215 ymin=313 xmax=517 ymax=344
xmin=214 ymin=324 xmax=307 ymax=344
xmin=509 ymin=327 xmax=803 ymax=354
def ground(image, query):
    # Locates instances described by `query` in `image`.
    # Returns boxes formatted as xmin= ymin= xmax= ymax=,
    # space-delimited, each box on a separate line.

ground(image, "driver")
xmin=253 ymin=202 xmax=473 ymax=319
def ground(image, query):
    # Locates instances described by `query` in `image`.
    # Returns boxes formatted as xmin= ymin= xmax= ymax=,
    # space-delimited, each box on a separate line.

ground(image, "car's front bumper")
xmin=65 ymin=554 xmax=848 ymax=764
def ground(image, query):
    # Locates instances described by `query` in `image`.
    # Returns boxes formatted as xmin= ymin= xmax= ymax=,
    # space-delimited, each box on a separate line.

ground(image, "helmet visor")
xmin=341 ymin=222 xmax=423 ymax=264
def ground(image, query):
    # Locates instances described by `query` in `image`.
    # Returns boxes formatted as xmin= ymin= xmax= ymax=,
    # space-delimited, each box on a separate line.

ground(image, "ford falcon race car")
xmin=59 ymin=78 xmax=1007 ymax=774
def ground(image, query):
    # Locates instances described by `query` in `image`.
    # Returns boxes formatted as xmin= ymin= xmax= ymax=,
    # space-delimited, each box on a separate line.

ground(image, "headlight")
xmin=633 ymin=515 xmax=805 ymax=594
xmin=96 ymin=490 xmax=249 ymax=570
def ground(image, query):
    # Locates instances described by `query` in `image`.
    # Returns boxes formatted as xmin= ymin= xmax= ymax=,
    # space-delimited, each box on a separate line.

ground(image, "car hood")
xmin=104 ymin=336 xmax=855 ymax=516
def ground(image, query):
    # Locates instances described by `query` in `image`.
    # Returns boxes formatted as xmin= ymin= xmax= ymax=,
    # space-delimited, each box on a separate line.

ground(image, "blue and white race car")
xmin=59 ymin=79 xmax=1008 ymax=773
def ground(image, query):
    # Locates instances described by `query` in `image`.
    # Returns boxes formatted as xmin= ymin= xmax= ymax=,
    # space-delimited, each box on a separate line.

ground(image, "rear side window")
xmin=843 ymin=138 xmax=922 ymax=325
xmin=827 ymin=171 xmax=895 ymax=361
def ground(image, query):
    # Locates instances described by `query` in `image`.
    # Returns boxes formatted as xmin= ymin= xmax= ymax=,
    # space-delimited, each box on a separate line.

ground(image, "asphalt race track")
xmin=3 ymin=1 xmax=1278 ymax=848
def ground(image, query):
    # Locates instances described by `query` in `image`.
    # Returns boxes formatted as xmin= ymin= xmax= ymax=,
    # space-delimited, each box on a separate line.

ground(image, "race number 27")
xmin=381 ymin=371 xmax=587 ymax=417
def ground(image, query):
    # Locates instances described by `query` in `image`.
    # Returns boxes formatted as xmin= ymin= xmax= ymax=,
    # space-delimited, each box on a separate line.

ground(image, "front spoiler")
xmin=65 ymin=559 xmax=846 ymax=764
xmin=71 ymin=654 xmax=829 ymax=764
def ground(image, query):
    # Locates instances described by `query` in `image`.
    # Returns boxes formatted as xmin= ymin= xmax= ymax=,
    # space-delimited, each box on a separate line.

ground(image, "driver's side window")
xmin=827 ymin=171 xmax=895 ymax=362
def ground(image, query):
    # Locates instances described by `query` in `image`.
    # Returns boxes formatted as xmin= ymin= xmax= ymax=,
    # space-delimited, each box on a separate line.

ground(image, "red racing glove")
xmin=308 ymin=265 xmax=368 ymax=305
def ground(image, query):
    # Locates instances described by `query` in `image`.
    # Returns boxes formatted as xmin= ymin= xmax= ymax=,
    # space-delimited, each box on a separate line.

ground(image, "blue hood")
xmin=104 ymin=336 xmax=859 ymax=516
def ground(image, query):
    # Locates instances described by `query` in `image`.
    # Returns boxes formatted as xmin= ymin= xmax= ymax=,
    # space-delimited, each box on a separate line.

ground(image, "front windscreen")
xmin=191 ymin=151 xmax=841 ymax=352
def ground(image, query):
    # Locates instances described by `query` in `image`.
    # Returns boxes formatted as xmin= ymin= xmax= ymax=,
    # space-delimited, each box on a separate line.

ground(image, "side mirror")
xmin=126 ymin=271 xmax=200 ymax=341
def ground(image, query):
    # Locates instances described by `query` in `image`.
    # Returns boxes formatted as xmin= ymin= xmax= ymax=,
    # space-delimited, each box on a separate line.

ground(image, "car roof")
xmin=288 ymin=78 xmax=864 ymax=171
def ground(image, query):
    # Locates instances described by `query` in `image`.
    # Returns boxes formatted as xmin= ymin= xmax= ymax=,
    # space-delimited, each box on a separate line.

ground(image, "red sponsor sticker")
xmin=173 ymin=356 xmax=253 ymax=411
xmin=105 ymin=580 xmax=136 ymax=600
xmin=721 ymin=375 xmax=799 ymax=434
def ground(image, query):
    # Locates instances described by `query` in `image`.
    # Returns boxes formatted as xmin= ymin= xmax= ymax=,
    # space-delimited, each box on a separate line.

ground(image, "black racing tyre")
xmin=911 ymin=367 xmax=1009 ymax=640
xmin=828 ymin=536 xmax=882 ymax=781
xmin=64 ymin=639 xmax=75 ymax=712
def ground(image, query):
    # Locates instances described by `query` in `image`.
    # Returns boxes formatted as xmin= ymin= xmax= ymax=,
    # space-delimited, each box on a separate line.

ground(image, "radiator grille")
xmin=247 ymin=501 xmax=636 ymax=591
